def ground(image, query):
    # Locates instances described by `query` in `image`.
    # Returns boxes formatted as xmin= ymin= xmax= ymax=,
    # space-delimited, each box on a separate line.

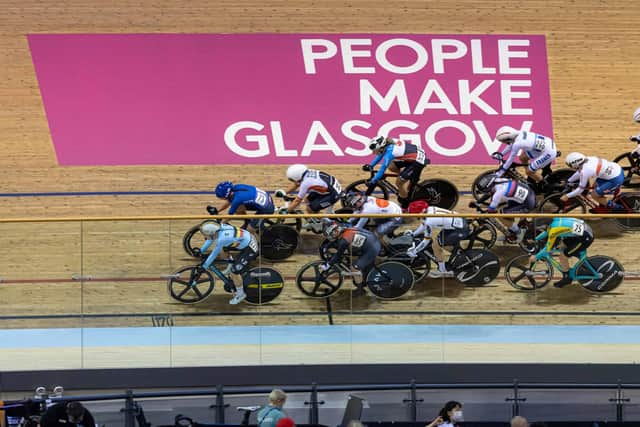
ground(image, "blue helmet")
xmin=215 ymin=181 xmax=233 ymax=199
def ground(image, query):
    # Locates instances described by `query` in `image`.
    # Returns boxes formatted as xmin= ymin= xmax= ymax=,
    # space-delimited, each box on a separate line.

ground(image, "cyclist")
xmin=209 ymin=181 xmax=275 ymax=230
xmin=471 ymin=174 xmax=536 ymax=243
xmin=321 ymin=221 xmax=381 ymax=297
xmin=405 ymin=202 xmax=470 ymax=278
xmin=528 ymin=217 xmax=594 ymax=288
xmin=342 ymin=191 xmax=403 ymax=238
xmin=363 ymin=136 xmax=429 ymax=208
xmin=195 ymin=221 xmax=259 ymax=304
xmin=494 ymin=126 xmax=558 ymax=188
xmin=284 ymin=164 xmax=343 ymax=231
xmin=563 ymin=152 xmax=624 ymax=209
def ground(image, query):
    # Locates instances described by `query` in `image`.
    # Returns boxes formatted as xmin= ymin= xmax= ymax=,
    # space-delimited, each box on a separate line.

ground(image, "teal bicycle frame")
xmin=536 ymin=248 xmax=602 ymax=282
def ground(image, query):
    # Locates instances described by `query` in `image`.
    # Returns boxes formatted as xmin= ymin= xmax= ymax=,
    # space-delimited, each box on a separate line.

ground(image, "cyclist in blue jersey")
xmin=194 ymin=221 xmax=260 ymax=304
xmin=363 ymin=136 xmax=428 ymax=208
xmin=529 ymin=217 xmax=594 ymax=288
xmin=208 ymin=181 xmax=275 ymax=230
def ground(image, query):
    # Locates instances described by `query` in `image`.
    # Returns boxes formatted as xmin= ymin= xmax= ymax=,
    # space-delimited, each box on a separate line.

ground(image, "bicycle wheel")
xmin=544 ymin=169 xmax=575 ymax=194
xmin=242 ymin=267 xmax=285 ymax=305
xmin=296 ymin=260 xmax=343 ymax=298
xmin=167 ymin=265 xmax=215 ymax=304
xmin=450 ymin=249 xmax=500 ymax=285
xmin=460 ymin=219 xmax=497 ymax=250
xmin=182 ymin=222 xmax=207 ymax=257
xmin=366 ymin=261 xmax=414 ymax=300
xmin=387 ymin=250 xmax=431 ymax=282
xmin=260 ymin=224 xmax=299 ymax=260
xmin=504 ymin=255 xmax=552 ymax=290
xmin=614 ymin=152 xmax=640 ymax=188
xmin=471 ymin=170 xmax=496 ymax=202
xmin=577 ymin=255 xmax=624 ymax=293
xmin=538 ymin=193 xmax=587 ymax=214
xmin=615 ymin=194 xmax=640 ymax=229
xmin=264 ymin=215 xmax=302 ymax=232
xmin=413 ymin=179 xmax=459 ymax=209
xmin=344 ymin=179 xmax=390 ymax=200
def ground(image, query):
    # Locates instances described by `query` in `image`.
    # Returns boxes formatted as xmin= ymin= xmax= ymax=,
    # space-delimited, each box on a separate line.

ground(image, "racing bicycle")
xmin=613 ymin=136 xmax=640 ymax=188
xmin=167 ymin=256 xmax=284 ymax=305
xmin=504 ymin=249 xmax=624 ymax=293
xmin=345 ymin=169 xmax=459 ymax=210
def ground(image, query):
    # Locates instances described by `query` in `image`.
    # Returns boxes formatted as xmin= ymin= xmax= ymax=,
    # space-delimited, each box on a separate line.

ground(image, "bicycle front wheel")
xmin=460 ymin=219 xmax=497 ymax=250
xmin=504 ymin=255 xmax=552 ymax=291
xmin=296 ymin=260 xmax=343 ymax=298
xmin=167 ymin=265 xmax=215 ymax=304
xmin=614 ymin=152 xmax=640 ymax=188
xmin=344 ymin=179 xmax=390 ymax=200
xmin=538 ymin=193 xmax=587 ymax=214
xmin=616 ymin=194 xmax=640 ymax=229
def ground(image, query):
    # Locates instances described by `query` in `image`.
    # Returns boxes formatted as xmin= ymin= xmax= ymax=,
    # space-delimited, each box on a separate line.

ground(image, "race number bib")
xmin=331 ymin=179 xmax=342 ymax=194
xmin=533 ymin=135 xmax=546 ymax=152
xmin=254 ymin=190 xmax=268 ymax=207
xmin=416 ymin=150 xmax=426 ymax=165
xmin=571 ymin=221 xmax=584 ymax=236
xmin=352 ymin=233 xmax=366 ymax=248
xmin=513 ymin=186 xmax=529 ymax=203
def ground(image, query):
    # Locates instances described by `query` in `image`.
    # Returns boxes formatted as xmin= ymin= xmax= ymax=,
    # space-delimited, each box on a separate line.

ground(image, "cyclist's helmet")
xmin=323 ymin=221 xmax=345 ymax=241
xmin=495 ymin=126 xmax=519 ymax=144
xmin=407 ymin=200 xmax=429 ymax=213
xmin=286 ymin=164 xmax=308 ymax=182
xmin=344 ymin=192 xmax=367 ymax=210
xmin=634 ymin=107 xmax=640 ymax=123
xmin=565 ymin=152 xmax=587 ymax=169
xmin=477 ymin=173 xmax=499 ymax=192
xmin=368 ymin=136 xmax=388 ymax=152
xmin=214 ymin=181 xmax=233 ymax=199
xmin=200 ymin=221 xmax=221 ymax=238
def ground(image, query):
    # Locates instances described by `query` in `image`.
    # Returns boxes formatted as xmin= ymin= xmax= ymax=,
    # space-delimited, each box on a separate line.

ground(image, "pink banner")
xmin=28 ymin=34 xmax=552 ymax=166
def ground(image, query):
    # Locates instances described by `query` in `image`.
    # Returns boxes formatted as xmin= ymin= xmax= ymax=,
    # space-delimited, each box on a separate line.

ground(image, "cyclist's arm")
xmin=566 ymin=171 xmax=589 ymax=198
xmin=499 ymin=142 xmax=521 ymax=173
xmin=369 ymin=152 xmax=384 ymax=168
xmin=487 ymin=187 xmax=506 ymax=212
xmin=500 ymin=144 xmax=513 ymax=157
xmin=327 ymin=239 xmax=349 ymax=266
xmin=202 ymin=238 xmax=225 ymax=269
xmin=371 ymin=150 xmax=394 ymax=183
xmin=227 ymin=197 xmax=243 ymax=215
xmin=216 ymin=200 xmax=231 ymax=213
xmin=353 ymin=217 xmax=368 ymax=229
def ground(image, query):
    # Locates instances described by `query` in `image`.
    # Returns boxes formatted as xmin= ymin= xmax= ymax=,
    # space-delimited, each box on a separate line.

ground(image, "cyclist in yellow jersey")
xmin=529 ymin=217 xmax=594 ymax=288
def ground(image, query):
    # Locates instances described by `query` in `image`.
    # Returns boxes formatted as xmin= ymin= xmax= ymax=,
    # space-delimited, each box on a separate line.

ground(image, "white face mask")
xmin=452 ymin=410 xmax=464 ymax=422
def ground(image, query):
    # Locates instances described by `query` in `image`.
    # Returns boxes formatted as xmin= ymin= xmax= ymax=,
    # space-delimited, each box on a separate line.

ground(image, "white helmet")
xmin=565 ymin=152 xmax=587 ymax=169
xmin=286 ymin=164 xmax=308 ymax=182
xmin=200 ymin=221 xmax=221 ymax=238
xmin=368 ymin=136 xmax=388 ymax=152
xmin=495 ymin=126 xmax=519 ymax=143
xmin=633 ymin=107 xmax=640 ymax=123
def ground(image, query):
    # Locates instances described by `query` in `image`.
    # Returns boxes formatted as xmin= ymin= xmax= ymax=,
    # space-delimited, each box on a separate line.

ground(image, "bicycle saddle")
xmin=237 ymin=406 xmax=261 ymax=412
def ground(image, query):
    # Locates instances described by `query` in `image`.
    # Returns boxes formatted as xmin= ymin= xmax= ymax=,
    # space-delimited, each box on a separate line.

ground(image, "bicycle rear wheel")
xmin=260 ymin=224 xmax=299 ymax=260
xmin=504 ymin=255 xmax=552 ymax=291
xmin=412 ymin=179 xmax=458 ymax=209
xmin=366 ymin=261 xmax=414 ymax=299
xmin=577 ymin=255 xmax=624 ymax=293
xmin=450 ymin=249 xmax=500 ymax=285
xmin=182 ymin=222 xmax=206 ymax=257
xmin=615 ymin=194 xmax=640 ymax=229
xmin=167 ymin=265 xmax=215 ymax=304
xmin=544 ymin=169 xmax=574 ymax=194
xmin=296 ymin=260 xmax=343 ymax=298
xmin=242 ymin=267 xmax=285 ymax=305
xmin=538 ymin=193 xmax=587 ymax=214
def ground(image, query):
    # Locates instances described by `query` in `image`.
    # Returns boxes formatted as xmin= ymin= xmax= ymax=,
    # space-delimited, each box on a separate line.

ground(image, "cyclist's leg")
xmin=353 ymin=241 xmax=380 ymax=294
xmin=593 ymin=175 xmax=621 ymax=207
xmin=528 ymin=151 xmax=555 ymax=183
xmin=375 ymin=217 xmax=402 ymax=238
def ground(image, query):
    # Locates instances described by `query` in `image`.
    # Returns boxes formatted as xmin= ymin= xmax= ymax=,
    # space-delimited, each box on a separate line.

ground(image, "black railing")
xmin=3 ymin=379 xmax=639 ymax=426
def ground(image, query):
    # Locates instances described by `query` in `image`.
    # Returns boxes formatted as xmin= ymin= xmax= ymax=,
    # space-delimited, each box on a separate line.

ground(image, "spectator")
xmin=257 ymin=389 xmax=287 ymax=427
xmin=434 ymin=400 xmax=463 ymax=427
xmin=511 ymin=416 xmax=529 ymax=427
xmin=39 ymin=401 xmax=95 ymax=427
xmin=276 ymin=418 xmax=296 ymax=427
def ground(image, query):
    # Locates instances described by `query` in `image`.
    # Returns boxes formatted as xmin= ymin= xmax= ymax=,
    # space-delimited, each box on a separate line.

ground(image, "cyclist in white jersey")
xmin=472 ymin=174 xmax=536 ymax=243
xmin=284 ymin=164 xmax=342 ymax=213
xmin=405 ymin=204 xmax=469 ymax=278
xmin=563 ymin=152 xmax=625 ymax=207
xmin=495 ymin=126 xmax=558 ymax=185
xmin=343 ymin=192 xmax=403 ymax=237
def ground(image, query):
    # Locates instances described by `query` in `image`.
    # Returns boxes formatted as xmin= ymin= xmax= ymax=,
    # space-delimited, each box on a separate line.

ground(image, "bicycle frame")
xmin=538 ymin=249 xmax=600 ymax=281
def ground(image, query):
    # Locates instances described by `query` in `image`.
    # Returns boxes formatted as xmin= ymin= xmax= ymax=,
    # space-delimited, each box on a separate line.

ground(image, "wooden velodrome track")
xmin=2 ymin=0 xmax=640 ymax=334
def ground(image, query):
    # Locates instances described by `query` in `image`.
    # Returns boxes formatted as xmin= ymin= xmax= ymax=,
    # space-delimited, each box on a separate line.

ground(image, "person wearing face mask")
xmin=432 ymin=400 xmax=463 ymax=427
